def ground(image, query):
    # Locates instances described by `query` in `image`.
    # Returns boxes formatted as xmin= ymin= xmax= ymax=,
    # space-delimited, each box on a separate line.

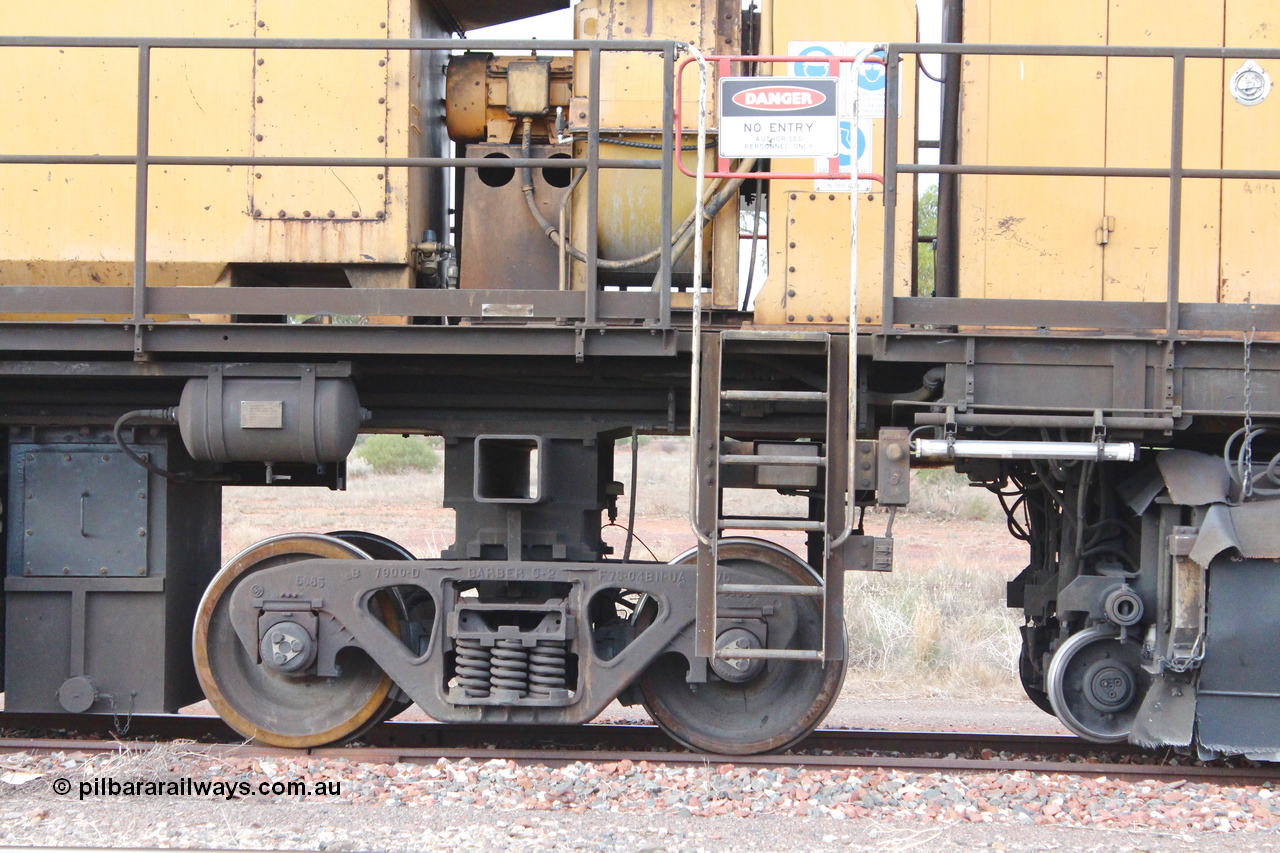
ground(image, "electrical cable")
xmin=601 ymin=522 xmax=660 ymax=563
xmin=740 ymin=194 xmax=764 ymax=311
xmin=113 ymin=409 xmax=187 ymax=481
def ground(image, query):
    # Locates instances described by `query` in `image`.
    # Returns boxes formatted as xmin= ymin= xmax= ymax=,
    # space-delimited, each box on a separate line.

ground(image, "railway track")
xmin=1 ymin=713 xmax=1274 ymax=785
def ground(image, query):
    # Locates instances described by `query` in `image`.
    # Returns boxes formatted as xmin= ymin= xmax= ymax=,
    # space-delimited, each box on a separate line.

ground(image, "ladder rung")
xmin=716 ymin=648 xmax=825 ymax=661
xmin=720 ymin=390 xmax=828 ymax=403
xmin=721 ymin=329 xmax=830 ymax=343
xmin=719 ymin=453 xmax=826 ymax=467
xmin=718 ymin=517 xmax=825 ymax=531
xmin=717 ymin=583 xmax=824 ymax=596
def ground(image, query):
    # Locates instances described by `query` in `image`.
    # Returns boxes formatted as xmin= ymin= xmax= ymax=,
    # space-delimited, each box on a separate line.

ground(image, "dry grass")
xmin=840 ymin=559 xmax=1023 ymax=700
xmin=906 ymin=468 xmax=1004 ymax=522
xmin=613 ymin=436 xmax=805 ymax=519
xmin=74 ymin=740 xmax=209 ymax=784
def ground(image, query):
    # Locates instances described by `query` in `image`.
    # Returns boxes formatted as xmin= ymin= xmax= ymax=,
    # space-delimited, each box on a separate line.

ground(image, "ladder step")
xmin=719 ymin=453 xmax=826 ymax=467
xmin=717 ymin=583 xmax=824 ymax=597
xmin=718 ymin=517 xmax=826 ymax=531
xmin=720 ymin=390 xmax=828 ymax=403
xmin=721 ymin=330 xmax=830 ymax=343
xmin=716 ymin=648 xmax=825 ymax=662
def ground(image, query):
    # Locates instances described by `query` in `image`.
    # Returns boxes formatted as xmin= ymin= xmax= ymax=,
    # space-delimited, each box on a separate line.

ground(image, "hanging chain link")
xmin=1243 ymin=326 xmax=1257 ymax=498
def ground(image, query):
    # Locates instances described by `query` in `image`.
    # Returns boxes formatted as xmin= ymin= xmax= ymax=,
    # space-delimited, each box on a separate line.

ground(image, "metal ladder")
xmin=690 ymin=328 xmax=851 ymax=664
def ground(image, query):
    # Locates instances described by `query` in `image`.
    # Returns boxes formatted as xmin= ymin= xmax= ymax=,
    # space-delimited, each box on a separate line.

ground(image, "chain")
xmin=1243 ymin=326 xmax=1256 ymax=497
xmin=1165 ymin=635 xmax=1205 ymax=674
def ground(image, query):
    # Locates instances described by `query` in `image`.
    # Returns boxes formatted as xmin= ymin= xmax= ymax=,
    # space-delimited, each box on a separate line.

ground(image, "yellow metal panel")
xmin=573 ymin=0 xmax=720 ymax=130
xmin=0 ymin=4 xmax=256 ymax=299
xmin=777 ymin=191 xmax=893 ymax=325
xmin=0 ymin=0 xmax=420 ymax=305
xmin=958 ymin=0 xmax=1108 ymax=301
xmin=1101 ymin=1 xmax=1223 ymax=304
xmin=252 ymin=0 xmax=389 ymax=224
xmin=1221 ymin=0 xmax=1280 ymax=305
xmin=753 ymin=0 xmax=917 ymax=327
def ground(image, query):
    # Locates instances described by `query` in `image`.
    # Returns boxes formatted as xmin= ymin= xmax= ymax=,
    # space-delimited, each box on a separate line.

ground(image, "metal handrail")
xmin=878 ymin=41 xmax=1280 ymax=337
xmin=0 ymin=35 xmax=681 ymax=344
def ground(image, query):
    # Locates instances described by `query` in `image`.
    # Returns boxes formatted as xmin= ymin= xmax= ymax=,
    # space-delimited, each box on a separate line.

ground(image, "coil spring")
xmin=528 ymin=640 xmax=568 ymax=696
xmin=454 ymin=638 xmax=491 ymax=697
xmin=490 ymin=638 xmax=530 ymax=697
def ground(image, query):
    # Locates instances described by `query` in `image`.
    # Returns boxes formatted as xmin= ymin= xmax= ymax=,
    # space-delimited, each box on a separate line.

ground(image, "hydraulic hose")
xmin=114 ymin=408 xmax=187 ymax=482
xmin=518 ymin=119 xmax=755 ymax=272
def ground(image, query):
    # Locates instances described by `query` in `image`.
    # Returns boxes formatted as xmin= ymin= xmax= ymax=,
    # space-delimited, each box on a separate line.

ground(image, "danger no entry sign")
xmin=719 ymin=77 xmax=839 ymax=158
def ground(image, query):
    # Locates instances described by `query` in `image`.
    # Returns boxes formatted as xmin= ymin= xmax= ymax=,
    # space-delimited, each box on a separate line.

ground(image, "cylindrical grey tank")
xmin=177 ymin=375 xmax=365 ymax=463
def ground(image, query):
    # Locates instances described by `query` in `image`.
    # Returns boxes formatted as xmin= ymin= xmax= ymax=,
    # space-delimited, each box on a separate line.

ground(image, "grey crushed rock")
xmin=0 ymin=748 xmax=1277 ymax=851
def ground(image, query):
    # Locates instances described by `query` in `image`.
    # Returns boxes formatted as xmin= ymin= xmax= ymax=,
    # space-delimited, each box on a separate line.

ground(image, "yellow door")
xmin=958 ymin=0 xmax=1109 ymax=302
xmin=1101 ymin=0 xmax=1224 ymax=305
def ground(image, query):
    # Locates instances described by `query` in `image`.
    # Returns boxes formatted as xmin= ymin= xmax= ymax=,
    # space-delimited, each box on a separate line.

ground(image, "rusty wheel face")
xmin=193 ymin=533 xmax=395 ymax=748
xmin=638 ymin=538 xmax=846 ymax=755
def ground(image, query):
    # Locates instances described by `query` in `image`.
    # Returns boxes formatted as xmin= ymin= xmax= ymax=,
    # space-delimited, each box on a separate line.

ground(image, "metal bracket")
xmin=963 ymin=337 xmax=976 ymax=410
xmin=1166 ymin=525 xmax=1205 ymax=673
xmin=844 ymin=535 xmax=893 ymax=572
xmin=944 ymin=405 xmax=958 ymax=458
xmin=875 ymin=427 xmax=910 ymax=506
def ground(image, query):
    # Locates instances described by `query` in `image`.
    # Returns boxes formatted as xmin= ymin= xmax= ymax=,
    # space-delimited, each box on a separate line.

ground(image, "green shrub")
xmin=354 ymin=435 xmax=440 ymax=474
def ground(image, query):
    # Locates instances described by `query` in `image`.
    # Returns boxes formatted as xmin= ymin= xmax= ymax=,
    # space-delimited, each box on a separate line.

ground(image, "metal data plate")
xmin=20 ymin=449 xmax=148 ymax=577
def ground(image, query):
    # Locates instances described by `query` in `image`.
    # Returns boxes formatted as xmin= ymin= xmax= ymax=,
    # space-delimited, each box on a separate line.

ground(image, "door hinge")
xmin=1096 ymin=215 xmax=1116 ymax=246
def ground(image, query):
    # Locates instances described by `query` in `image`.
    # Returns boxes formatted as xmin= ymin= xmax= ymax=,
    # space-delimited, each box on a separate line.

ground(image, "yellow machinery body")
xmin=4 ymin=1 xmax=1280 ymax=324
xmin=960 ymin=1 xmax=1280 ymax=307
xmin=0 ymin=1 xmax=450 ymax=321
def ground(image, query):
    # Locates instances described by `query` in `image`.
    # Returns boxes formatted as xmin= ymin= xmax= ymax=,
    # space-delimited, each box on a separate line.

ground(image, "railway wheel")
xmin=1045 ymin=625 xmax=1150 ymax=743
xmin=637 ymin=538 xmax=846 ymax=754
xmin=194 ymin=533 xmax=397 ymax=748
xmin=326 ymin=530 xmax=431 ymax=723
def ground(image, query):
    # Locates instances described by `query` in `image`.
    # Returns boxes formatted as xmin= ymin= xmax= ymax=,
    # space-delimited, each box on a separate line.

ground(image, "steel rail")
xmin=0 ymin=713 xmax=1139 ymax=755
xmin=0 ymin=720 xmax=1274 ymax=785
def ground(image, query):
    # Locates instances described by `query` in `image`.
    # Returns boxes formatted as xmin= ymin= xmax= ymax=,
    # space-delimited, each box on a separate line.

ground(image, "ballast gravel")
xmin=0 ymin=747 xmax=1278 ymax=851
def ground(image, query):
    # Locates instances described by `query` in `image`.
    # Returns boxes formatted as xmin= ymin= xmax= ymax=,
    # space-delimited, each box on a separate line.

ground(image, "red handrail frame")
xmin=673 ymin=54 xmax=886 ymax=184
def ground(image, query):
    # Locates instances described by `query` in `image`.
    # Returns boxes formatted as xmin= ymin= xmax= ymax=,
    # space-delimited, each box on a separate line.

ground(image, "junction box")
xmin=3 ymin=427 xmax=220 ymax=714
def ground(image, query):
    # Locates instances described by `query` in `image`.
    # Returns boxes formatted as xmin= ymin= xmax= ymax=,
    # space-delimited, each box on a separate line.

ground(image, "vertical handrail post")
xmin=881 ymin=46 xmax=900 ymax=335
xmin=585 ymin=45 xmax=602 ymax=326
xmin=659 ymin=42 xmax=675 ymax=328
xmin=1165 ymin=52 xmax=1186 ymax=339
xmin=133 ymin=43 xmax=152 ymax=357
